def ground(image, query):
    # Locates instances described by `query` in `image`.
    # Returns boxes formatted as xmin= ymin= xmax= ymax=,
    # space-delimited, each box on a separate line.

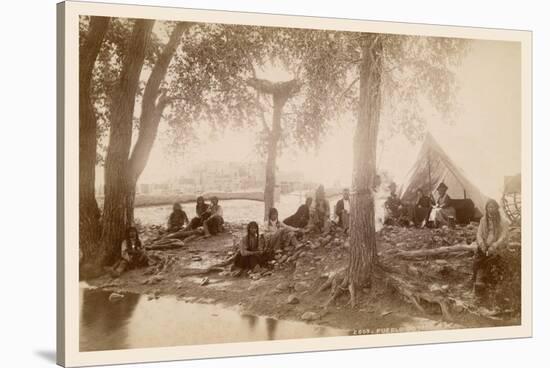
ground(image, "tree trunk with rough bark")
xmin=125 ymin=23 xmax=189 ymax=225
xmin=246 ymin=78 xmax=300 ymax=221
xmin=264 ymin=95 xmax=284 ymax=220
xmin=79 ymin=16 xmax=109 ymax=269
xmin=347 ymin=35 xmax=383 ymax=306
xmin=101 ymin=19 xmax=154 ymax=265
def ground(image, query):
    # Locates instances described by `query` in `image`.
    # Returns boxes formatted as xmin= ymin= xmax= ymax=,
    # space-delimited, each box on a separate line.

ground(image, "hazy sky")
xmin=105 ymin=38 xmax=521 ymax=201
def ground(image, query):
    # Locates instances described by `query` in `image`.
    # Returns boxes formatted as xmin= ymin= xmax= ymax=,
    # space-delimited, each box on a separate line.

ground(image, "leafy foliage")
xmin=82 ymin=15 xmax=469 ymax=166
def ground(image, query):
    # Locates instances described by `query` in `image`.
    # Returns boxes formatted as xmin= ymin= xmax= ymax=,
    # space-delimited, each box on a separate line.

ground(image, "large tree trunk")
xmin=263 ymin=95 xmax=284 ymax=220
xmin=126 ymin=22 xmax=189 ymax=224
xmin=125 ymin=99 xmax=166 ymax=224
xmin=79 ymin=16 xmax=109 ymax=267
xmin=246 ymin=78 xmax=300 ymax=221
xmin=101 ymin=19 xmax=154 ymax=265
xmin=347 ymin=35 xmax=383 ymax=305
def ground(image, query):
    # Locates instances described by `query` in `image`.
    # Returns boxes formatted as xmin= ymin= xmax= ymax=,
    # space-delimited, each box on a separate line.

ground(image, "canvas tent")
xmin=399 ymin=133 xmax=488 ymax=219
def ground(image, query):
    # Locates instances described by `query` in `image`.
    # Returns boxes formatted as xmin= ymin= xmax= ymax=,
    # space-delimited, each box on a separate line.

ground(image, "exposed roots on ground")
xmin=178 ymin=254 xmax=238 ymax=278
xmin=320 ymin=252 xmax=461 ymax=320
xmin=378 ymin=262 xmax=453 ymax=321
xmin=318 ymin=269 xmax=350 ymax=308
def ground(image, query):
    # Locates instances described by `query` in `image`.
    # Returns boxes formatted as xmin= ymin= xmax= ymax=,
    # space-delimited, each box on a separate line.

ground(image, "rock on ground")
xmin=108 ymin=292 xmax=124 ymax=302
xmin=301 ymin=311 xmax=320 ymax=321
xmin=287 ymin=294 xmax=300 ymax=304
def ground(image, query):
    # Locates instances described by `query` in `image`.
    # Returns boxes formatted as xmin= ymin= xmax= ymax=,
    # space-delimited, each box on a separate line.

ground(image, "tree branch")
xmin=337 ymin=76 xmax=360 ymax=104
xmin=128 ymin=22 xmax=190 ymax=181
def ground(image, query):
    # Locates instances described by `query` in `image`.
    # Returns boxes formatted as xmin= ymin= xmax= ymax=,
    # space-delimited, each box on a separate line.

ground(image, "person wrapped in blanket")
xmin=203 ymin=196 xmax=224 ymax=237
xmin=471 ymin=199 xmax=509 ymax=293
xmin=283 ymin=197 xmax=312 ymax=229
xmin=107 ymin=226 xmax=149 ymax=278
xmin=166 ymin=202 xmax=189 ymax=233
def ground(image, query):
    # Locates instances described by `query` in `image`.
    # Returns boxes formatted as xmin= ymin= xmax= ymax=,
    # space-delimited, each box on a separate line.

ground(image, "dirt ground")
xmin=88 ymin=221 xmax=521 ymax=333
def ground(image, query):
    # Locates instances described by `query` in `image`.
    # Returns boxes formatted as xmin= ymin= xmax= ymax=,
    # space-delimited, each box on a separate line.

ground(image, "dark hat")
xmin=437 ymin=182 xmax=448 ymax=191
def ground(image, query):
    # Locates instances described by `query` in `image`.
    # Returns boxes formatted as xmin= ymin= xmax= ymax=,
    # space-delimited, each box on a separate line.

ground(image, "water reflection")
xmin=80 ymin=288 xmax=348 ymax=352
xmin=80 ymin=288 xmax=140 ymax=351
xmin=266 ymin=317 xmax=278 ymax=340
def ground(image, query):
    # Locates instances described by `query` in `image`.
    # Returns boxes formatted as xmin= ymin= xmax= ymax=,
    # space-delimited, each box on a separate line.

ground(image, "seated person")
xmin=384 ymin=182 xmax=406 ymax=225
xmin=108 ymin=227 xmax=149 ymax=278
xmin=309 ymin=185 xmax=331 ymax=234
xmin=471 ymin=199 xmax=509 ymax=292
xmin=232 ymin=221 xmax=274 ymax=276
xmin=428 ymin=182 xmax=456 ymax=227
xmin=166 ymin=202 xmax=189 ymax=233
xmin=186 ymin=196 xmax=210 ymax=230
xmin=264 ymin=207 xmax=301 ymax=249
xmin=412 ymin=188 xmax=432 ymax=227
xmin=283 ymin=197 xmax=312 ymax=229
xmin=334 ymin=188 xmax=351 ymax=232
xmin=203 ymin=196 xmax=224 ymax=237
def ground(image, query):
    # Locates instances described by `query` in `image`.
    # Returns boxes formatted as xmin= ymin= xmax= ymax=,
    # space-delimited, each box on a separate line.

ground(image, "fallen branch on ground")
xmin=146 ymin=239 xmax=187 ymax=250
xmin=178 ymin=254 xmax=237 ymax=278
xmin=382 ymin=242 xmax=477 ymax=260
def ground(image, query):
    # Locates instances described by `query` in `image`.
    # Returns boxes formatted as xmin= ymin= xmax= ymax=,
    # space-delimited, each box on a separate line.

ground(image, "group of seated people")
xmin=107 ymin=183 xmax=510 ymax=293
xmin=166 ymin=196 xmax=225 ymax=237
xmin=384 ymin=181 xmax=457 ymax=228
xmin=232 ymin=185 xmax=357 ymax=276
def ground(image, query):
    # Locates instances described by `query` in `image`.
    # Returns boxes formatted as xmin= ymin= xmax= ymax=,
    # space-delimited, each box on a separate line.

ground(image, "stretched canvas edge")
xmin=57 ymin=2 xmax=66 ymax=366
xmin=58 ymin=1 xmax=533 ymax=366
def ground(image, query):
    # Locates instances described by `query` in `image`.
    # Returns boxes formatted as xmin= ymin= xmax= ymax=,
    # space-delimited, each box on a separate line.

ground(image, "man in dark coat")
xmin=335 ymin=188 xmax=351 ymax=231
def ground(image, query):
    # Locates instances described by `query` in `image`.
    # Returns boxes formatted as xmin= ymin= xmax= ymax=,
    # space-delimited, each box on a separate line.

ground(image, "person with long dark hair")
xmin=471 ymin=199 xmax=509 ymax=292
xmin=264 ymin=207 xmax=301 ymax=249
xmin=108 ymin=226 xmax=149 ymax=278
xmin=185 ymin=196 xmax=210 ymax=231
xmin=232 ymin=221 xmax=273 ymax=276
xmin=167 ymin=202 xmax=189 ymax=233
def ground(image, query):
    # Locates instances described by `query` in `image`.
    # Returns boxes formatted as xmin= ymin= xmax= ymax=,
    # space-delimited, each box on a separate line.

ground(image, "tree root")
xmin=378 ymin=262 xmax=453 ymax=321
xmin=178 ymin=254 xmax=237 ymax=278
xmin=146 ymin=238 xmax=187 ymax=251
xmin=321 ymin=270 xmax=350 ymax=308
xmin=318 ymin=262 xmax=453 ymax=320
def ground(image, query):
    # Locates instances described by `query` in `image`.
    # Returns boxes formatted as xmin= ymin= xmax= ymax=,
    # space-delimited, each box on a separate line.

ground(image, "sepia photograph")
xmin=57 ymin=1 xmax=532 ymax=366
